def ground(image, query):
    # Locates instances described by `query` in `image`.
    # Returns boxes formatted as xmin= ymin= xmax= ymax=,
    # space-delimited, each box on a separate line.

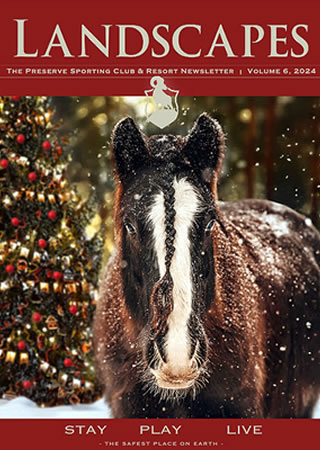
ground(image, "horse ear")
xmin=182 ymin=113 xmax=225 ymax=183
xmin=112 ymin=117 xmax=148 ymax=182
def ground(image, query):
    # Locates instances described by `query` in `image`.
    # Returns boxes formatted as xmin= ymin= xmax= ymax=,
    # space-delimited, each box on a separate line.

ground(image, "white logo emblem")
xmin=145 ymin=76 xmax=179 ymax=129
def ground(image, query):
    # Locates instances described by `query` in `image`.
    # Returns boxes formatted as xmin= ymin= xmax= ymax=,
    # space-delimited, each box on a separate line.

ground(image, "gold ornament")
xmin=0 ymin=281 xmax=11 ymax=291
xmin=62 ymin=256 xmax=71 ymax=266
xmin=45 ymin=315 xmax=58 ymax=330
xmin=84 ymin=381 xmax=94 ymax=391
xmin=48 ymin=194 xmax=56 ymax=204
xmin=81 ymin=281 xmax=89 ymax=292
xmin=3 ymin=196 xmax=12 ymax=207
xmin=57 ymin=304 xmax=64 ymax=316
xmin=32 ymin=252 xmax=41 ymax=263
xmin=35 ymin=113 xmax=45 ymax=126
xmin=53 ymin=282 xmax=63 ymax=294
xmin=17 ymin=260 xmax=28 ymax=271
xmin=9 ymin=241 xmax=18 ymax=251
xmin=72 ymin=378 xmax=81 ymax=389
xmin=44 ymin=110 xmax=53 ymax=123
xmin=20 ymin=247 xmax=30 ymax=258
xmin=58 ymin=371 xmax=68 ymax=386
xmin=40 ymin=361 xmax=50 ymax=373
xmin=57 ymin=386 xmax=67 ymax=398
xmin=17 ymin=157 xmax=29 ymax=167
xmin=0 ymin=254 xmax=5 ymax=264
xmin=37 ymin=334 xmax=45 ymax=349
xmin=40 ymin=282 xmax=49 ymax=294
xmin=12 ymin=191 xmax=21 ymax=200
xmin=66 ymin=283 xmax=77 ymax=294
xmin=59 ymin=192 xmax=70 ymax=203
xmin=25 ymin=190 xmax=35 ymax=201
xmin=69 ymin=394 xmax=80 ymax=405
xmin=53 ymin=173 xmax=62 ymax=183
xmin=19 ymin=352 xmax=29 ymax=364
xmin=0 ymin=349 xmax=5 ymax=359
xmin=82 ymin=342 xmax=91 ymax=354
xmin=5 ymin=351 xmax=17 ymax=363
xmin=37 ymin=193 xmax=45 ymax=202
xmin=50 ymin=238 xmax=58 ymax=249
xmin=2 ymin=390 xmax=17 ymax=400
xmin=7 ymin=128 xmax=15 ymax=139
xmin=81 ymin=304 xmax=88 ymax=319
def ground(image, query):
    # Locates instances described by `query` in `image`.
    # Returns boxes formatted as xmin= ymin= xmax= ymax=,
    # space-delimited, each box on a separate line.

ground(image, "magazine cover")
xmin=0 ymin=0 xmax=319 ymax=448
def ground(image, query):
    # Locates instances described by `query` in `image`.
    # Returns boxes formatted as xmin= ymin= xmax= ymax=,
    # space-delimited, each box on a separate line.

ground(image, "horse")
xmin=93 ymin=113 xmax=320 ymax=418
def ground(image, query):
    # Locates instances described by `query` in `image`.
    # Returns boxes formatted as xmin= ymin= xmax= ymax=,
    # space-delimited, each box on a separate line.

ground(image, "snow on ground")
xmin=0 ymin=396 xmax=319 ymax=418
xmin=0 ymin=397 xmax=111 ymax=418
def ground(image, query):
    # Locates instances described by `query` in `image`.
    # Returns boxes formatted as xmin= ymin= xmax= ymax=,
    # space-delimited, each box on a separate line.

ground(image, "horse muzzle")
xmin=146 ymin=336 xmax=207 ymax=391
xmin=150 ymin=364 xmax=201 ymax=390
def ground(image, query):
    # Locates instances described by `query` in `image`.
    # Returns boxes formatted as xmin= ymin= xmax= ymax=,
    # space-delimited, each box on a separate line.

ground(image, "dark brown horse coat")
xmin=94 ymin=114 xmax=320 ymax=418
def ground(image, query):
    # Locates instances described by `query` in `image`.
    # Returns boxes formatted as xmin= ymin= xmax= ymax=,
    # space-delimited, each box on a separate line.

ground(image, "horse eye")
xmin=205 ymin=219 xmax=215 ymax=232
xmin=124 ymin=221 xmax=136 ymax=235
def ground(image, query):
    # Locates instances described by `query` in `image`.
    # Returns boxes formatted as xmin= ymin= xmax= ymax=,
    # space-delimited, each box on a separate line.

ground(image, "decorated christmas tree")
xmin=0 ymin=96 xmax=103 ymax=406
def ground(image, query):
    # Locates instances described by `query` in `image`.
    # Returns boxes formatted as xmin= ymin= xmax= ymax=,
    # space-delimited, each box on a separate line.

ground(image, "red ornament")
xmin=42 ymin=141 xmax=51 ymax=151
xmin=18 ymin=341 xmax=26 ymax=351
xmin=0 ymin=159 xmax=9 ymax=169
xmin=5 ymin=264 xmax=15 ymax=274
xmin=33 ymin=312 xmax=42 ymax=323
xmin=46 ymin=269 xmax=52 ymax=278
xmin=11 ymin=96 xmax=20 ymax=101
xmin=53 ymin=271 xmax=62 ymax=281
xmin=23 ymin=380 xmax=31 ymax=389
xmin=17 ymin=134 xmax=25 ymax=144
xmin=11 ymin=217 xmax=20 ymax=226
xmin=48 ymin=210 xmax=56 ymax=220
xmin=69 ymin=305 xmax=78 ymax=315
xmin=64 ymin=358 xmax=73 ymax=368
xmin=38 ymin=239 xmax=47 ymax=249
xmin=28 ymin=172 xmax=37 ymax=182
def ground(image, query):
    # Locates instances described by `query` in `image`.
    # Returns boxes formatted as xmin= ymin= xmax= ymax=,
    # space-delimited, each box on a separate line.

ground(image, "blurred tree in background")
xmin=53 ymin=96 xmax=320 ymax=256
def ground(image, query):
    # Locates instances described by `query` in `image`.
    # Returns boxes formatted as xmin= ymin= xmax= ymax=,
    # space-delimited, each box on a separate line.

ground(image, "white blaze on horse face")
xmin=149 ymin=177 xmax=201 ymax=376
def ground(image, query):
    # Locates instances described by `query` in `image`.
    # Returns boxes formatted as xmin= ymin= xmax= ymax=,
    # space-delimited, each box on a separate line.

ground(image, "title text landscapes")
xmin=15 ymin=20 xmax=309 ymax=59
